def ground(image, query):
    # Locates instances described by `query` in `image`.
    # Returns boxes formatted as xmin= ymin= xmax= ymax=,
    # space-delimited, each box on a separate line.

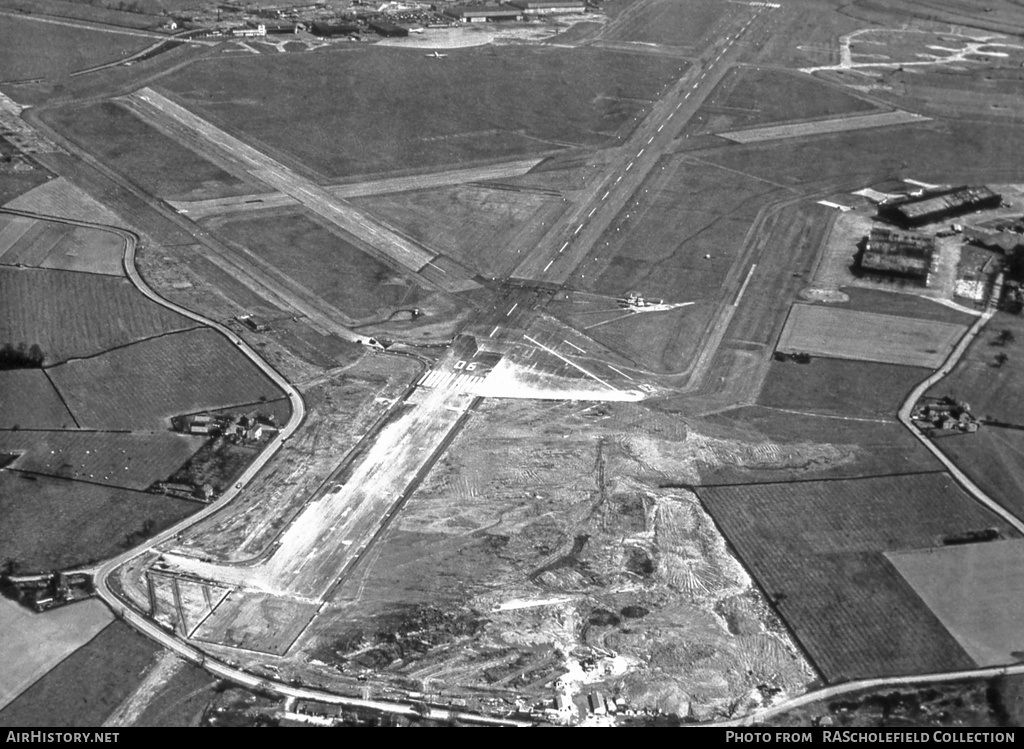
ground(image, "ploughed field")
xmin=698 ymin=473 xmax=1019 ymax=682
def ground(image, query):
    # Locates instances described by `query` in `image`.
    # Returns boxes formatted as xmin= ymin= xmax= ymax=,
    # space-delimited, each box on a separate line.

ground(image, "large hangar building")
xmin=880 ymin=185 xmax=1002 ymax=227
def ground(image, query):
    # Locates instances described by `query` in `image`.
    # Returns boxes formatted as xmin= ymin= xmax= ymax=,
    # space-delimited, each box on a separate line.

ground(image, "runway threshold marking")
xmin=523 ymin=335 xmax=619 ymax=392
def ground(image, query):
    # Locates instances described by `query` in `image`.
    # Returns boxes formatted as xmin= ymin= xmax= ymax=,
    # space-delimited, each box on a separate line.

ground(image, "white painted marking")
xmin=657 ymin=124 xmax=664 ymax=132
xmin=490 ymin=325 xmax=500 ymax=337
xmin=667 ymin=112 xmax=674 ymax=119
xmin=574 ymin=223 xmax=584 ymax=235
xmin=560 ymin=241 xmax=570 ymax=252
xmin=602 ymin=191 xmax=610 ymax=200
xmin=733 ymin=263 xmax=757 ymax=307
xmin=684 ymin=92 xmax=690 ymax=99
xmin=648 ymin=136 xmax=655 ymax=144
xmin=615 ymin=175 xmax=622 ymax=184
xmin=523 ymin=335 xmax=619 ymax=392
xmin=588 ymin=207 xmax=596 ymax=217
xmin=564 ymin=340 xmax=586 ymax=354
xmin=637 ymin=148 xmax=645 ymax=156
xmin=544 ymin=260 xmax=554 ymax=272
xmin=626 ymin=162 xmax=633 ymax=171
xmin=506 ymin=302 xmax=518 ymax=316
xmin=607 ymin=364 xmax=635 ymax=382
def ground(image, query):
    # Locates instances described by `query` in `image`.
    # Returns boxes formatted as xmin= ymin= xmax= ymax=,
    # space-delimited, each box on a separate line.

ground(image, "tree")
xmin=994 ymin=352 xmax=1009 ymax=368
xmin=998 ymin=329 xmax=1016 ymax=347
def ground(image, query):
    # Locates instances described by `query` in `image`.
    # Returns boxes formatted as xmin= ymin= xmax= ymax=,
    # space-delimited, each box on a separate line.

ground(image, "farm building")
xmin=880 ymin=186 xmax=1002 ymax=227
xmin=860 ymin=227 xmax=936 ymax=283
xmin=509 ymin=0 xmax=586 ymax=13
xmin=445 ymin=5 xmax=523 ymax=21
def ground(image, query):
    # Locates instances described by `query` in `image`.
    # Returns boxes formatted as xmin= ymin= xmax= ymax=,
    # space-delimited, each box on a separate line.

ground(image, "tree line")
xmin=0 ymin=343 xmax=45 ymax=370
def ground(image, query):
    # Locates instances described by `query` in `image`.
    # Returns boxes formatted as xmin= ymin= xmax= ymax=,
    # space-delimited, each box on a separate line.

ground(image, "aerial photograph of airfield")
xmin=4 ymin=0 xmax=1024 ymax=729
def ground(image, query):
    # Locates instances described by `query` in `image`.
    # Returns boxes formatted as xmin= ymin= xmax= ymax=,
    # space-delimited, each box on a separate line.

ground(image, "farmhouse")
xmin=509 ymin=0 xmax=587 ymax=14
xmin=880 ymin=186 xmax=1002 ymax=227
xmin=445 ymin=5 xmax=523 ymax=21
xmin=860 ymin=226 xmax=936 ymax=283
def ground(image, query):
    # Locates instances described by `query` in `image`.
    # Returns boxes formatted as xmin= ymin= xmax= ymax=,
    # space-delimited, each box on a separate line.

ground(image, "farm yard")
xmin=776 ymin=304 xmax=968 ymax=368
xmin=0 ymin=369 xmax=76 ymax=430
xmin=43 ymin=102 xmax=253 ymax=203
xmin=886 ymin=540 xmax=1024 ymax=667
xmin=0 ymin=266 xmax=194 ymax=365
xmin=0 ymin=430 xmax=203 ymax=491
xmin=0 ymin=472 xmax=197 ymax=573
xmin=158 ymin=45 xmax=686 ymax=179
xmin=698 ymin=473 xmax=1017 ymax=682
xmin=48 ymin=327 xmax=286 ymax=431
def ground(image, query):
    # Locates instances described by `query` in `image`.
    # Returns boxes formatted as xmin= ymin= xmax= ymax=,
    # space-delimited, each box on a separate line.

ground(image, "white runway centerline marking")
xmin=490 ymin=325 xmax=500 ymax=337
xmin=544 ymin=260 xmax=554 ymax=272
xmin=602 ymin=190 xmax=610 ymax=200
xmin=626 ymin=162 xmax=633 ymax=170
xmin=657 ymin=124 xmax=664 ymax=131
xmin=506 ymin=302 xmax=518 ymax=316
xmin=588 ymin=207 xmax=596 ymax=217
xmin=560 ymin=241 xmax=569 ymax=252
xmin=574 ymin=223 xmax=584 ymax=234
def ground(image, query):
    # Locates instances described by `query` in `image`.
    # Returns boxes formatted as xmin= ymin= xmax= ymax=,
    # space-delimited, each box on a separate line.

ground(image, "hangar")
xmin=880 ymin=185 xmax=1002 ymax=227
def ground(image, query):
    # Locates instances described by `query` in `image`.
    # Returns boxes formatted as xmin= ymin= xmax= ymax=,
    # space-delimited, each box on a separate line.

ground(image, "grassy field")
xmin=697 ymin=118 xmax=1024 ymax=190
xmin=159 ymin=45 xmax=684 ymax=178
xmin=928 ymin=312 xmax=1024 ymax=425
xmin=776 ymin=304 xmax=967 ymax=368
xmin=929 ymin=427 xmax=1024 ymax=524
xmin=353 ymin=184 xmax=568 ymax=280
xmin=0 ymin=430 xmax=204 ymax=491
xmin=887 ymin=540 xmax=1024 ymax=667
xmin=757 ymin=357 xmax=929 ymax=420
xmin=692 ymin=67 xmax=878 ymax=135
xmin=131 ymin=659 xmax=216 ymax=727
xmin=603 ymin=0 xmax=726 ymax=47
xmin=700 ymin=406 xmax=941 ymax=484
xmin=0 ymin=472 xmax=197 ymax=572
xmin=717 ymin=111 xmax=927 ymax=144
xmin=0 ymin=597 xmax=113 ymax=713
xmin=0 ymin=142 xmax=53 ymax=205
xmin=0 ymin=214 xmax=125 ymax=275
xmin=0 ymin=621 xmax=161 ymax=727
xmin=0 ymin=369 xmax=76 ymax=430
xmin=554 ymin=153 xmax=780 ymax=372
xmin=0 ymin=16 xmax=152 ymax=82
xmin=49 ymin=327 xmax=285 ymax=431
xmin=698 ymin=473 xmax=1016 ymax=682
xmin=838 ymin=287 xmax=977 ymax=325
xmin=206 ymin=210 xmax=427 ymax=322
xmin=0 ymin=267 xmax=194 ymax=365
xmin=45 ymin=102 xmax=251 ymax=201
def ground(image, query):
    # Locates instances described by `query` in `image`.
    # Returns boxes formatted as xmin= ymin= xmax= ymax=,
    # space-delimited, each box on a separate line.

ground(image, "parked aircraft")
xmin=425 ymin=51 xmax=448 ymax=59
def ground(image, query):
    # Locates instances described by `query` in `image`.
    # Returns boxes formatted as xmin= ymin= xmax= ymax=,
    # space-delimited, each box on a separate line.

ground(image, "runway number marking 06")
xmin=453 ymin=360 xmax=478 ymax=371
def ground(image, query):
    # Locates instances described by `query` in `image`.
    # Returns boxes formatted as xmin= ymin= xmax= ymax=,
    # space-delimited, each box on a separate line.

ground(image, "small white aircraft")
xmin=425 ymin=50 xmax=448 ymax=59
